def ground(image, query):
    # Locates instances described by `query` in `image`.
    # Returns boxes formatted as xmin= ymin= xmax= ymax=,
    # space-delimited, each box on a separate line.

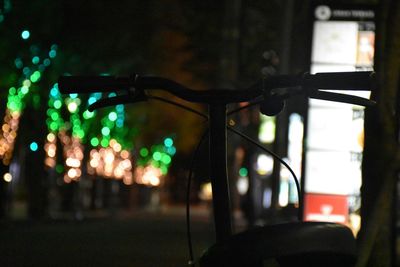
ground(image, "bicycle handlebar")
xmin=58 ymin=71 xmax=375 ymax=104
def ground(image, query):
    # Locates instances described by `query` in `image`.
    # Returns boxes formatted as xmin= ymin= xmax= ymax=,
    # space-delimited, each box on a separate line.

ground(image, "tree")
xmin=358 ymin=0 xmax=400 ymax=266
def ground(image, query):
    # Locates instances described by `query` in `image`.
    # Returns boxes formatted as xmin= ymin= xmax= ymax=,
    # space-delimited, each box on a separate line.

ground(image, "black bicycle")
xmin=59 ymin=71 xmax=375 ymax=267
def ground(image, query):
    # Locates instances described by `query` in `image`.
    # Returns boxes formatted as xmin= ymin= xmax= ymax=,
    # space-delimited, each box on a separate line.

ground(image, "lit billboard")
xmin=304 ymin=4 xmax=375 ymax=229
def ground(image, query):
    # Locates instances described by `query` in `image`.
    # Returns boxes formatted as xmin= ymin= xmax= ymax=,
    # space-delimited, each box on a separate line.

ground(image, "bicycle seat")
xmin=199 ymin=221 xmax=356 ymax=267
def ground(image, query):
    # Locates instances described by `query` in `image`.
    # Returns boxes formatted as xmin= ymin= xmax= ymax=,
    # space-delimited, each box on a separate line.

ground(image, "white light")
xmin=237 ymin=177 xmax=249 ymax=195
xmin=256 ymin=154 xmax=274 ymax=175
xmin=67 ymin=168 xmax=77 ymax=179
xmin=104 ymin=151 xmax=115 ymax=164
xmin=3 ymin=173 xmax=12 ymax=182
xmin=66 ymin=157 xmax=81 ymax=168
xmin=67 ymin=102 xmax=78 ymax=113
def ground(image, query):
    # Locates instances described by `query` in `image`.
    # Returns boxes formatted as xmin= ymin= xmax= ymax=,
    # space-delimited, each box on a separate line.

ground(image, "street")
xmin=0 ymin=206 xmax=215 ymax=267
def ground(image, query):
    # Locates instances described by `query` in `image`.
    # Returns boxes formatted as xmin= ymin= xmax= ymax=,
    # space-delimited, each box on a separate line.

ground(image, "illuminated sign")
xmin=304 ymin=4 xmax=375 ymax=227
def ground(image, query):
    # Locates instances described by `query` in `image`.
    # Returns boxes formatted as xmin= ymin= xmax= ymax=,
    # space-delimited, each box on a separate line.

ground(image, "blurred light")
xmin=160 ymin=165 xmax=168 ymax=175
xmin=47 ymin=133 xmax=56 ymax=142
xmin=3 ymin=173 xmax=12 ymax=183
xmin=112 ymin=142 xmax=122 ymax=152
xmin=23 ymin=67 xmax=30 ymax=75
xmin=164 ymin=138 xmax=173 ymax=147
xmin=67 ymin=102 xmax=78 ymax=113
xmin=237 ymin=176 xmax=249 ymax=195
xmin=121 ymin=150 xmax=130 ymax=159
xmin=32 ymin=56 xmax=40 ymax=64
xmin=53 ymin=100 xmax=62 ymax=109
xmin=14 ymin=58 xmax=23 ymax=69
xmin=66 ymin=157 xmax=81 ymax=168
xmin=49 ymin=50 xmax=57 ymax=58
xmin=30 ymin=71 xmax=41 ymax=83
xmin=49 ymin=122 xmax=58 ymax=131
xmin=69 ymin=93 xmax=78 ymax=99
xmin=104 ymin=151 xmax=115 ymax=164
xmin=123 ymin=175 xmax=133 ymax=185
xmin=116 ymin=105 xmax=124 ymax=112
xmin=50 ymin=112 xmax=59 ymax=121
xmin=239 ymin=167 xmax=248 ymax=177
xmin=29 ymin=142 xmax=38 ymax=152
xmin=56 ymin=164 xmax=64 ymax=174
xmin=83 ymin=110 xmax=95 ymax=119
xmin=116 ymin=119 xmax=124 ymax=128
xmin=43 ymin=58 xmax=51 ymax=66
xmin=108 ymin=112 xmax=117 ymax=121
xmin=101 ymin=127 xmax=110 ymax=136
xmin=257 ymin=154 xmax=274 ymax=176
xmin=67 ymin=168 xmax=77 ymax=179
xmin=23 ymin=79 xmax=31 ymax=87
xmin=139 ymin=147 xmax=149 ymax=158
xmin=100 ymin=138 xmax=109 ymax=147
xmin=88 ymin=97 xmax=97 ymax=105
xmin=199 ymin=182 xmax=212 ymax=200
xmin=161 ymin=154 xmax=171 ymax=165
xmin=167 ymin=146 xmax=176 ymax=155
xmin=152 ymin=152 xmax=162 ymax=161
xmin=90 ymin=137 xmax=99 ymax=147
xmin=20 ymin=86 xmax=29 ymax=94
xmin=21 ymin=30 xmax=30 ymax=39
xmin=9 ymin=87 xmax=16 ymax=95
xmin=50 ymin=86 xmax=59 ymax=96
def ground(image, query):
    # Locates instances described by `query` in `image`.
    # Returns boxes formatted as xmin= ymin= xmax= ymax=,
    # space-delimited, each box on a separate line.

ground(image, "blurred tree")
xmin=359 ymin=1 xmax=400 ymax=266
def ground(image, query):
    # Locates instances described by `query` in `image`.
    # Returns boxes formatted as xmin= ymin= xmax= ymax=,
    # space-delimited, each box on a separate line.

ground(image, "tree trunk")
xmin=358 ymin=0 xmax=400 ymax=266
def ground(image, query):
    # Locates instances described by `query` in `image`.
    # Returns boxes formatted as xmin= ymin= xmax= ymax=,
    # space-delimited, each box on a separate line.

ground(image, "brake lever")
xmin=308 ymin=90 xmax=376 ymax=107
xmin=88 ymin=88 xmax=148 ymax=111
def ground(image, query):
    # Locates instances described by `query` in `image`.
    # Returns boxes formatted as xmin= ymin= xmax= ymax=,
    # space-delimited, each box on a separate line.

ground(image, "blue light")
xmin=116 ymin=105 xmax=124 ymax=112
xmin=49 ymin=50 xmax=57 ymax=58
xmin=21 ymin=30 xmax=30 ymax=40
xmin=164 ymin=138 xmax=173 ymax=147
xmin=50 ymin=87 xmax=59 ymax=97
xmin=88 ymin=96 xmax=97 ymax=105
xmin=116 ymin=119 xmax=124 ymax=128
xmin=29 ymin=142 xmax=38 ymax=152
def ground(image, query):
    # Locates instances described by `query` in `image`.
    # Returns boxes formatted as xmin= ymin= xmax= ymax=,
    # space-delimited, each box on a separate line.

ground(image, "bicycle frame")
xmin=208 ymin=103 xmax=232 ymax=243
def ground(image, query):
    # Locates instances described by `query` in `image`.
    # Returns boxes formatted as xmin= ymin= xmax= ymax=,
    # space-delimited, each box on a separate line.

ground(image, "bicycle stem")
xmin=209 ymin=103 xmax=233 ymax=243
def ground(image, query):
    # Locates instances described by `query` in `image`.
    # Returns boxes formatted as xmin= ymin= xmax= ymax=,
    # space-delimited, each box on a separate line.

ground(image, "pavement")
xmin=0 ymin=204 xmax=216 ymax=267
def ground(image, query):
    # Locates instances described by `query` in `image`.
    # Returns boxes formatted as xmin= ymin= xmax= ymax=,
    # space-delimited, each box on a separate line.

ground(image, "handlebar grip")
xmin=58 ymin=76 xmax=131 ymax=94
xmin=304 ymin=71 xmax=375 ymax=90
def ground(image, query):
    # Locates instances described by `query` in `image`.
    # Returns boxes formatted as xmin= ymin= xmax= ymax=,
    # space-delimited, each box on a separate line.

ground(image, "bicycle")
xmin=59 ymin=71 xmax=375 ymax=267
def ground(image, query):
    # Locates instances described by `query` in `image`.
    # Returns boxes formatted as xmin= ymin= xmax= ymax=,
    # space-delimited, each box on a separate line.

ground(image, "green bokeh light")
xmin=239 ymin=167 xmax=248 ymax=177
xmin=90 ymin=137 xmax=99 ymax=147
xmin=100 ymin=138 xmax=109 ymax=147
xmin=140 ymin=148 xmax=149 ymax=157
xmin=152 ymin=152 xmax=162 ymax=161
xmin=108 ymin=112 xmax=117 ymax=121
xmin=53 ymin=100 xmax=62 ymax=109
xmin=101 ymin=127 xmax=110 ymax=136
